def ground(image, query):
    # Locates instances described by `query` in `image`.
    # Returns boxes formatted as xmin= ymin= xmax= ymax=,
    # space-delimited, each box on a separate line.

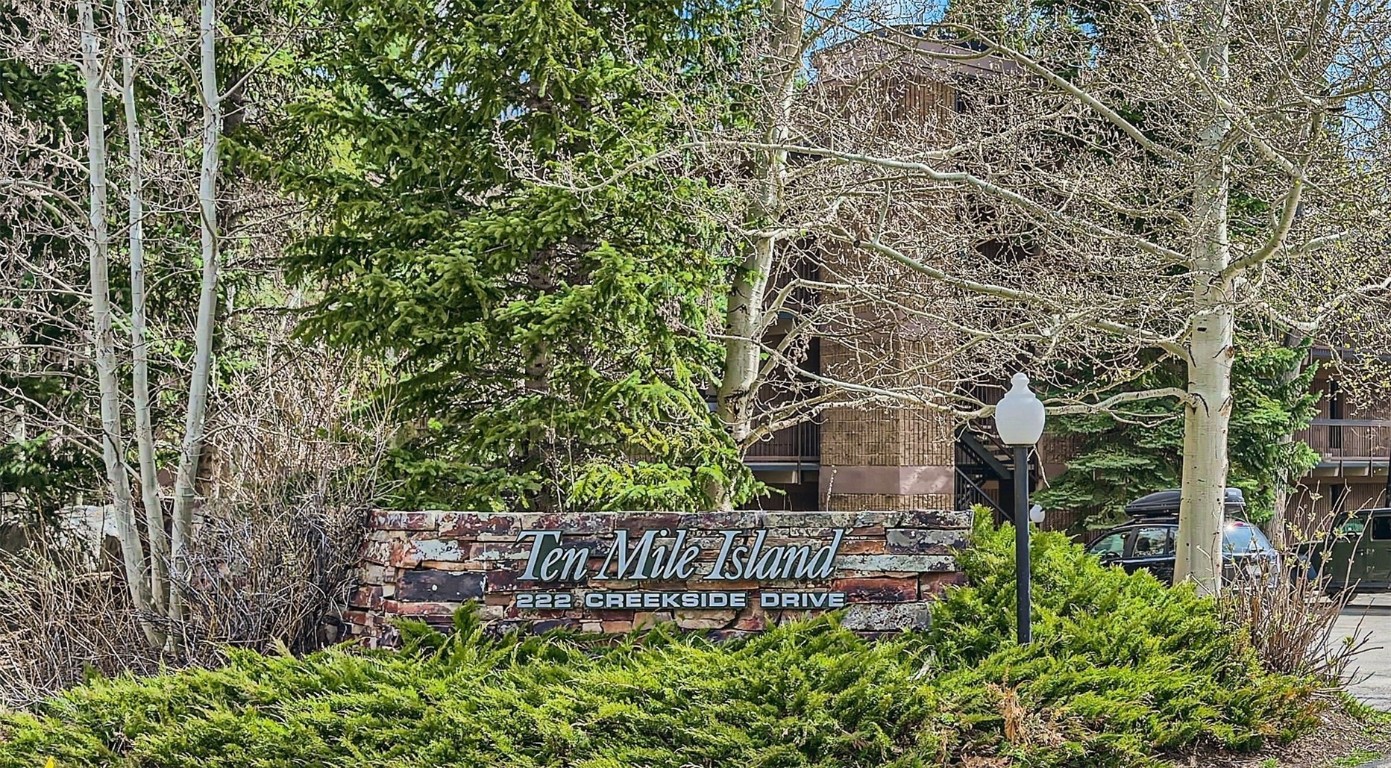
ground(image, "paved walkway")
xmin=1335 ymin=595 xmax=1391 ymax=712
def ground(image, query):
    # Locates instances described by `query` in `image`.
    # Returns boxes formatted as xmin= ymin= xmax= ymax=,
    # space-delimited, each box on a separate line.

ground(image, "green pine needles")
xmin=1038 ymin=337 xmax=1320 ymax=527
xmin=0 ymin=518 xmax=1334 ymax=768
xmin=277 ymin=0 xmax=762 ymax=512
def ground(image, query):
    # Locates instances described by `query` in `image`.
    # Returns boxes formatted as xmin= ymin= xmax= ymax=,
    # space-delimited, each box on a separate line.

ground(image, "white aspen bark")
xmin=1174 ymin=0 xmax=1233 ymax=594
xmin=80 ymin=0 xmax=160 ymax=644
xmin=1175 ymin=300 xmax=1234 ymax=594
xmin=169 ymin=0 xmax=221 ymax=626
xmin=116 ymin=0 xmax=168 ymax=615
xmin=716 ymin=233 xmax=774 ymax=449
xmin=712 ymin=0 xmax=803 ymax=509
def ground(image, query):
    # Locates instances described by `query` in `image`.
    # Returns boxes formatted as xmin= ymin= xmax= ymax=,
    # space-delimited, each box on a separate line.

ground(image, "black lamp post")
xmin=993 ymin=373 xmax=1046 ymax=645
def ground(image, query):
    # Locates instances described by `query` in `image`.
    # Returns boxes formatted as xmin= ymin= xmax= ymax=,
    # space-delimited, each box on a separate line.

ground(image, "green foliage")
xmin=1331 ymin=750 xmax=1382 ymax=768
xmin=0 ymin=518 xmax=1326 ymax=768
xmin=0 ymin=7 xmax=101 ymax=522
xmin=924 ymin=518 xmax=1323 ymax=761
xmin=276 ymin=0 xmax=760 ymax=511
xmin=1037 ymin=338 xmax=1320 ymax=526
xmin=1339 ymin=691 xmax=1391 ymax=727
xmin=0 ymin=434 xmax=99 ymax=524
xmin=1 ymin=0 xmax=312 ymax=524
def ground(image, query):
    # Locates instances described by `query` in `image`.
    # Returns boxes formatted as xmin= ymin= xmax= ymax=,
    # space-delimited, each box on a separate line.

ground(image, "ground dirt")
xmin=1167 ymin=708 xmax=1390 ymax=768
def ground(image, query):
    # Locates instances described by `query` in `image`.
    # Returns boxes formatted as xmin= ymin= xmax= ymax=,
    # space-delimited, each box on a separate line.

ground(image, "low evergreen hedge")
xmin=0 ymin=521 xmax=1327 ymax=767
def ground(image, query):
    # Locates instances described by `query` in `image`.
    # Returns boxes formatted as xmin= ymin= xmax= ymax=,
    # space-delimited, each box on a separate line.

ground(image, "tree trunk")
xmin=1174 ymin=0 xmax=1233 ymax=594
xmin=714 ymin=231 xmax=774 ymax=477
xmin=1175 ymin=307 xmax=1234 ymax=594
xmin=523 ymin=255 xmax=556 ymax=512
xmin=1268 ymin=470 xmax=1292 ymax=549
xmin=116 ymin=0 xmax=169 ymax=615
xmin=169 ymin=0 xmax=221 ymax=628
xmin=80 ymin=0 xmax=160 ymax=645
xmin=711 ymin=0 xmax=803 ymax=509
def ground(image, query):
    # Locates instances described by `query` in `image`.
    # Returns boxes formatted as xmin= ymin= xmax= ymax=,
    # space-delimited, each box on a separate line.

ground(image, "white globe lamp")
xmin=993 ymin=373 xmax=1046 ymax=446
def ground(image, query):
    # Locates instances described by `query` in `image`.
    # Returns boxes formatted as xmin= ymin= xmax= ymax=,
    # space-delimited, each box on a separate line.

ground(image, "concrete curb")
xmin=1348 ymin=594 xmax=1391 ymax=609
xmin=1355 ymin=758 xmax=1391 ymax=768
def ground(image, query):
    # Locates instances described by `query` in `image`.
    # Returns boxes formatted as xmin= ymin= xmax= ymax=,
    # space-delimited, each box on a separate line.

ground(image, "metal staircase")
xmin=954 ymin=424 xmax=1036 ymax=522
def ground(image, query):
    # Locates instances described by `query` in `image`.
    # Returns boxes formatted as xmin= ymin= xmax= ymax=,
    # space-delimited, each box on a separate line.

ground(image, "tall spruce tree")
xmin=280 ymin=0 xmax=758 ymax=511
xmin=1037 ymin=338 xmax=1320 ymax=528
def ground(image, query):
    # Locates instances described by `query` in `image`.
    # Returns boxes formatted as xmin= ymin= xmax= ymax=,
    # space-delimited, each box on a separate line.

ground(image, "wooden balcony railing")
xmin=1039 ymin=421 xmax=1391 ymax=468
xmin=1299 ymin=418 xmax=1391 ymax=461
xmin=744 ymin=420 xmax=821 ymax=463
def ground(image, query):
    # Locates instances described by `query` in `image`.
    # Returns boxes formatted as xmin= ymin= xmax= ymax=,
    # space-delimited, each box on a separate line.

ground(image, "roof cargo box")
xmin=1124 ymin=488 xmax=1246 ymax=518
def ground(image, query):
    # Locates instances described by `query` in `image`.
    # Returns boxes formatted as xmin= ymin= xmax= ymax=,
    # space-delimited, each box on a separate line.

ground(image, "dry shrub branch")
xmin=0 ymin=343 xmax=390 ymax=707
xmin=1221 ymin=508 xmax=1373 ymax=689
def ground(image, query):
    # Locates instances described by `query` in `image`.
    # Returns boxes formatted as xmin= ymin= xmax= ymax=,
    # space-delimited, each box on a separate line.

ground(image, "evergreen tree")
xmin=1037 ymin=338 xmax=1320 ymax=527
xmin=279 ymin=0 xmax=758 ymax=511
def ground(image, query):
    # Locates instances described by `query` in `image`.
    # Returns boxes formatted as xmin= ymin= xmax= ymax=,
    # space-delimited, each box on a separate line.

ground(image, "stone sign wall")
xmin=341 ymin=509 xmax=971 ymax=646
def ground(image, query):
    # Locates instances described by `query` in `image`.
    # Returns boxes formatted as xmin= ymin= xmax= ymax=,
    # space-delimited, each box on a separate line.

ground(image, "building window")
xmin=1131 ymin=527 xmax=1174 ymax=557
xmin=1090 ymin=532 xmax=1126 ymax=558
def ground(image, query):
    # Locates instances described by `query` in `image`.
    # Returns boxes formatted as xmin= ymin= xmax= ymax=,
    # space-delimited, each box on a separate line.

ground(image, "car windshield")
xmin=1222 ymin=521 xmax=1271 ymax=554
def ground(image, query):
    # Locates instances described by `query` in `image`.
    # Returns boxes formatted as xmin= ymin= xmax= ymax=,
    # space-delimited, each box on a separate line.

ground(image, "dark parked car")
xmin=1298 ymin=508 xmax=1391 ymax=593
xmin=1085 ymin=489 xmax=1279 ymax=585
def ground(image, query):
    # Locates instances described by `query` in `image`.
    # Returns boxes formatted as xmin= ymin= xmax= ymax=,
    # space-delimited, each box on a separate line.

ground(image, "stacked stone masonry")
xmin=342 ymin=509 xmax=971 ymax=646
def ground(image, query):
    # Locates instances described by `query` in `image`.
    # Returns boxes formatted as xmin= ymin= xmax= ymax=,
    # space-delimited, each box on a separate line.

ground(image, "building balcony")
xmin=1039 ymin=420 xmax=1391 ymax=476
xmin=743 ymin=420 xmax=820 ymax=470
xmin=1300 ymin=418 xmax=1391 ymax=473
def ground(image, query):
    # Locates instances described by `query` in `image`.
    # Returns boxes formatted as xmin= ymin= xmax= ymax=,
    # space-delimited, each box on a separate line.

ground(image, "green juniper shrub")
xmin=924 ymin=521 xmax=1324 ymax=763
xmin=0 ymin=519 xmax=1327 ymax=768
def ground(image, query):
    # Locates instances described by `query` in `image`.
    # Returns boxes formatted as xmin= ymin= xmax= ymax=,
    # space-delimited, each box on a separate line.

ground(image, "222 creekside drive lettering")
xmin=516 ymin=528 xmax=848 ymax=583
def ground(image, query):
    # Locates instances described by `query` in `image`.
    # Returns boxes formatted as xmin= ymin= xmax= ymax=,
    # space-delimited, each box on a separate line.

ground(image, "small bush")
xmin=1219 ymin=547 xmax=1363 ymax=684
xmin=0 ymin=499 xmax=364 ymax=709
xmin=0 ymin=519 xmax=1326 ymax=768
